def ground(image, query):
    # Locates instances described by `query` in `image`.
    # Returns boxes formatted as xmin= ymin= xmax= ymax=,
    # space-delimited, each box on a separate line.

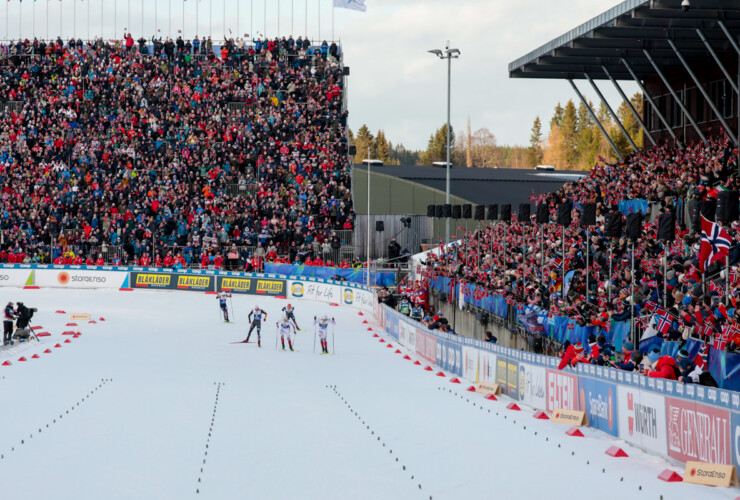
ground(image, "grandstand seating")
xmin=0 ymin=36 xmax=354 ymax=270
xmin=419 ymin=134 xmax=740 ymax=359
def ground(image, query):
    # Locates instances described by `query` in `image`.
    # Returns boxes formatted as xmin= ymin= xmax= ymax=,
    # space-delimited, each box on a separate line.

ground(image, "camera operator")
xmin=15 ymin=301 xmax=36 ymax=331
xmin=3 ymin=301 xmax=15 ymax=346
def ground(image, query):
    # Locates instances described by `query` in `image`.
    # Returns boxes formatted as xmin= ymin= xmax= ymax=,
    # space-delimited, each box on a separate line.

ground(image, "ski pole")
xmin=313 ymin=324 xmax=317 ymax=354
xmin=230 ymin=295 xmax=235 ymax=321
xmin=275 ymin=324 xmax=279 ymax=350
xmin=332 ymin=323 xmax=335 ymax=354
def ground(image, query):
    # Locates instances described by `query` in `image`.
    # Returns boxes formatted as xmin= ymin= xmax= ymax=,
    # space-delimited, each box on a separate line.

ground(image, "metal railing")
xmin=223 ymin=182 xmax=258 ymax=197
xmin=0 ymin=101 xmax=23 ymax=113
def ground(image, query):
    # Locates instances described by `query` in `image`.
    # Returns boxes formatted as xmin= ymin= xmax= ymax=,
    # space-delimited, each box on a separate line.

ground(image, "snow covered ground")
xmin=0 ymin=288 xmax=734 ymax=499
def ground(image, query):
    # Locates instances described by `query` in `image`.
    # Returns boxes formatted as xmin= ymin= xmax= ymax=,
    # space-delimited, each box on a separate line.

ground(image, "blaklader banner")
xmin=130 ymin=272 xmax=215 ymax=292
xmin=217 ymin=276 xmax=286 ymax=296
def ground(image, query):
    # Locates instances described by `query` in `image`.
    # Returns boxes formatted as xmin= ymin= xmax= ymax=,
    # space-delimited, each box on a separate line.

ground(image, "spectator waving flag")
xmin=639 ymin=319 xmax=663 ymax=353
xmin=655 ymin=312 xmax=672 ymax=335
xmin=334 ymin=0 xmax=367 ymax=12
xmin=699 ymin=215 xmax=731 ymax=273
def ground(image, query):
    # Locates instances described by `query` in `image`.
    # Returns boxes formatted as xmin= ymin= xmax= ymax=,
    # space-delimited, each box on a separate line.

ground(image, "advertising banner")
xmin=343 ymin=287 xmax=375 ymax=312
xmin=477 ymin=351 xmax=497 ymax=385
xmin=174 ymin=275 xmax=214 ymax=292
xmin=731 ymin=408 xmax=740 ymax=478
xmin=580 ymin=378 xmax=619 ymax=437
xmin=518 ymin=362 xmax=547 ymax=410
xmin=497 ymin=358 xmax=509 ymax=393
xmin=131 ymin=272 xmax=176 ymax=290
xmin=0 ymin=268 xmax=35 ymax=288
xmin=666 ymin=397 xmax=731 ymax=465
xmin=34 ymin=269 xmax=128 ymax=289
xmin=415 ymin=329 xmax=436 ymax=364
xmin=507 ymin=359 xmax=520 ymax=399
xmin=398 ymin=321 xmax=416 ymax=352
xmin=288 ymin=281 xmax=340 ymax=303
xmin=217 ymin=276 xmax=285 ymax=296
xmin=617 ymin=386 xmax=667 ymax=456
xmin=462 ymin=346 xmax=478 ymax=382
xmin=385 ymin=313 xmax=400 ymax=341
xmin=547 ymin=369 xmax=579 ymax=413
xmin=130 ymin=272 xmax=217 ymax=292
xmin=436 ymin=337 xmax=462 ymax=376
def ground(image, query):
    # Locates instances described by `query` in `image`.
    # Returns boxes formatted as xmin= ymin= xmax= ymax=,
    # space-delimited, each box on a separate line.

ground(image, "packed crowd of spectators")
xmin=419 ymin=135 xmax=739 ymax=385
xmin=0 ymin=34 xmax=354 ymax=270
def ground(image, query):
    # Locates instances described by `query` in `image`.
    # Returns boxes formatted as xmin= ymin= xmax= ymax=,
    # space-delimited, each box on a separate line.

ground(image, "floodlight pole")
xmin=366 ymin=147 xmax=371 ymax=288
xmin=429 ymin=45 xmax=460 ymax=244
xmin=445 ymin=51 xmax=451 ymax=244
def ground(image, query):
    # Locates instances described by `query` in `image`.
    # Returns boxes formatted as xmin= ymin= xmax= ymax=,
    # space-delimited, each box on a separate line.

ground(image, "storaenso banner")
xmin=217 ymin=276 xmax=286 ymax=296
xmin=131 ymin=272 xmax=215 ymax=292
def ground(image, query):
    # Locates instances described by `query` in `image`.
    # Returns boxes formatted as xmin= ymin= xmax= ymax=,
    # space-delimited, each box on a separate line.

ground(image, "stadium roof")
xmin=508 ymin=0 xmax=740 ymax=80
xmin=354 ymin=164 xmax=584 ymax=207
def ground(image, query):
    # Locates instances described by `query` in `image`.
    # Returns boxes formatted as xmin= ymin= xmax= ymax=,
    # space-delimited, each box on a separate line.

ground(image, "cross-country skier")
xmin=217 ymin=291 xmax=232 ymax=322
xmin=277 ymin=315 xmax=296 ymax=351
xmin=245 ymin=305 xmax=267 ymax=347
xmin=314 ymin=315 xmax=335 ymax=354
xmin=3 ymin=301 xmax=15 ymax=345
xmin=281 ymin=303 xmax=301 ymax=330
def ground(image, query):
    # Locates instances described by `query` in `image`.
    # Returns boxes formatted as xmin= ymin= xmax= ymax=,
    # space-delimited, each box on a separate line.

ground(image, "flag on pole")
xmin=699 ymin=214 xmax=731 ymax=273
xmin=333 ymin=0 xmax=367 ymax=12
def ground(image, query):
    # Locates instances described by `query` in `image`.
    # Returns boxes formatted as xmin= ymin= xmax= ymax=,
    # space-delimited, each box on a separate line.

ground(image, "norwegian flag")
xmin=697 ymin=342 xmax=708 ymax=369
xmin=655 ymin=313 xmax=672 ymax=335
xmin=708 ymin=281 xmax=722 ymax=293
xmin=699 ymin=215 xmax=731 ymax=273
xmin=730 ymin=270 xmax=740 ymax=285
xmin=699 ymin=322 xmax=714 ymax=340
xmin=715 ymin=325 xmax=732 ymax=351
xmin=643 ymin=301 xmax=658 ymax=314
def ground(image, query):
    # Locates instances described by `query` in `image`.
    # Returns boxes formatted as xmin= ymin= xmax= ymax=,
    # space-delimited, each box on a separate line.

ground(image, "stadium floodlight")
xmin=428 ymin=44 xmax=461 ymax=244
xmin=681 ymin=0 xmax=690 ymax=12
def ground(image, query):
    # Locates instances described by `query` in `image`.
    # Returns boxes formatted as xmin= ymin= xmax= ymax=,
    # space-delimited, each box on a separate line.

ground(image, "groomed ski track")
xmin=0 ymin=288 xmax=731 ymax=499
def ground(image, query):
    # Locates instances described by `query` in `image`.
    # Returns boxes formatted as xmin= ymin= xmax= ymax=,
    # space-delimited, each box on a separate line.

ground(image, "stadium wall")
xmin=3 ymin=264 xmax=738 ymax=473
xmin=376 ymin=301 xmax=740 ymax=475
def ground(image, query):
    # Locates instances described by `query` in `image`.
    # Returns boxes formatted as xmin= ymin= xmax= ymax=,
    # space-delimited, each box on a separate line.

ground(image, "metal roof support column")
xmin=584 ymin=73 xmax=638 ymax=152
xmin=668 ymin=39 xmax=738 ymax=145
xmin=718 ymin=21 xmax=740 ymax=56
xmin=567 ymin=79 xmax=623 ymax=163
xmin=621 ymin=58 xmax=681 ymax=147
xmin=697 ymin=29 xmax=738 ymax=94
xmin=643 ymin=49 xmax=707 ymax=143
xmin=602 ymin=65 xmax=656 ymax=148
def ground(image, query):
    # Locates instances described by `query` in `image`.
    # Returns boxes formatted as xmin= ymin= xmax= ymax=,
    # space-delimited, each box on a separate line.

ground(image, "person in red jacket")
xmin=141 ymin=253 xmax=151 ymax=267
xmin=201 ymin=252 xmax=210 ymax=269
xmin=85 ymin=255 xmax=95 ymax=266
xmin=648 ymin=355 xmax=679 ymax=380
xmin=213 ymin=254 xmax=224 ymax=269
xmin=163 ymin=252 xmax=175 ymax=268
xmin=558 ymin=342 xmax=588 ymax=370
xmin=155 ymin=254 xmax=163 ymax=267
xmin=96 ymin=255 xmax=105 ymax=266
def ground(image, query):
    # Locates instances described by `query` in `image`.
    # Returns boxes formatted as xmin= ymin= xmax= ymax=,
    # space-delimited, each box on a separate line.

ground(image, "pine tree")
xmin=421 ymin=124 xmax=455 ymax=165
xmin=353 ymin=125 xmax=375 ymax=163
xmin=561 ymin=100 xmax=578 ymax=166
xmin=374 ymin=130 xmax=391 ymax=164
xmin=550 ymin=102 xmax=565 ymax=130
xmin=526 ymin=116 xmax=543 ymax=167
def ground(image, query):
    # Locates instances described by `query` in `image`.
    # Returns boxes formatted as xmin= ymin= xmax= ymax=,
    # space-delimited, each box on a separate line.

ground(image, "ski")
xmin=230 ymin=341 xmax=253 ymax=344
